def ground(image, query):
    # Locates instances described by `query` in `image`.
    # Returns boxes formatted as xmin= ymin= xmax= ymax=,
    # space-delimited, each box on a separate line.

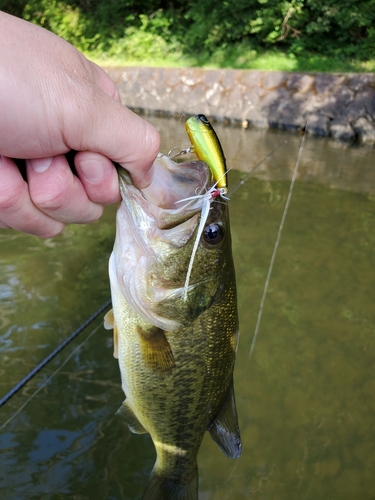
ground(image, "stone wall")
xmin=105 ymin=67 xmax=375 ymax=145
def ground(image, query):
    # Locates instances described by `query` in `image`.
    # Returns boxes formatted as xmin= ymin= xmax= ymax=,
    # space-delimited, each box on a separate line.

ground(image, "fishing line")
xmin=0 ymin=321 xmax=104 ymax=431
xmin=0 ymin=298 xmax=111 ymax=409
xmin=248 ymin=130 xmax=307 ymax=359
xmin=228 ymin=140 xmax=288 ymax=197
xmin=224 ymin=132 xmax=306 ymax=488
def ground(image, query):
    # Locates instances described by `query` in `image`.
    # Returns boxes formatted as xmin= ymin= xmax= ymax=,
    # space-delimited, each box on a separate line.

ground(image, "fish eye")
xmin=203 ymin=223 xmax=223 ymax=245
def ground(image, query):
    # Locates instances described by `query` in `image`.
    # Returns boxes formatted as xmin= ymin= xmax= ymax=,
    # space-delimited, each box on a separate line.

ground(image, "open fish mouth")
xmin=117 ymin=153 xmax=213 ymax=228
xmin=110 ymin=153 xmax=216 ymax=331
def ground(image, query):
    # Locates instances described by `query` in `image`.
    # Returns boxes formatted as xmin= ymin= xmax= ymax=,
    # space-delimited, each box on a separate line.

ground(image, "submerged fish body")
xmin=105 ymin=153 xmax=241 ymax=499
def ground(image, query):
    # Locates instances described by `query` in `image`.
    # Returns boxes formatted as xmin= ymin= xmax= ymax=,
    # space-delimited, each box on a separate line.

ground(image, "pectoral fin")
xmin=137 ymin=326 xmax=175 ymax=374
xmin=116 ymin=399 xmax=147 ymax=434
xmin=103 ymin=309 xmax=118 ymax=358
xmin=103 ymin=309 xmax=114 ymax=329
xmin=208 ymin=379 xmax=242 ymax=458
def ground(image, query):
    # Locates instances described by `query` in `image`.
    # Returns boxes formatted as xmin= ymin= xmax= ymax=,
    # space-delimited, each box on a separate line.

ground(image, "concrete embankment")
xmin=105 ymin=67 xmax=375 ymax=145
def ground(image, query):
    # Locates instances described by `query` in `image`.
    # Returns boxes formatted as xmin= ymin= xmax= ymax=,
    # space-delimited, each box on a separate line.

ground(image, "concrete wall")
xmin=105 ymin=67 xmax=375 ymax=145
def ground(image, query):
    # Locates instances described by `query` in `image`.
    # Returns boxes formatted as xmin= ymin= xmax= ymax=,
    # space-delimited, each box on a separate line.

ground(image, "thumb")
xmin=63 ymin=78 xmax=160 ymax=188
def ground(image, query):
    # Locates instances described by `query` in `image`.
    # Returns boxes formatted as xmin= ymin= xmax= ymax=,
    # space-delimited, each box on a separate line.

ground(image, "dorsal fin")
xmin=208 ymin=379 xmax=242 ymax=459
xmin=137 ymin=326 xmax=175 ymax=374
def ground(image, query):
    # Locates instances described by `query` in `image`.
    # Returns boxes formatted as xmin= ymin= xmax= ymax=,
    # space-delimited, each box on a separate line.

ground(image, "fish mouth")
xmin=112 ymin=154 xmax=214 ymax=331
xmin=118 ymin=153 xmax=212 ymax=227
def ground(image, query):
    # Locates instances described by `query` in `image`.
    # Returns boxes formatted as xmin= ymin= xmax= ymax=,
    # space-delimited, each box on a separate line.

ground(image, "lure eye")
xmin=203 ymin=223 xmax=223 ymax=245
xmin=197 ymin=114 xmax=210 ymax=124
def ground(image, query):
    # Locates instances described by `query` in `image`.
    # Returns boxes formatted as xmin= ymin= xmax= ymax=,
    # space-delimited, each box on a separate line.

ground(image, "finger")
xmin=102 ymin=105 xmax=160 ymax=189
xmin=26 ymin=155 xmax=104 ymax=224
xmin=85 ymin=60 xmax=122 ymax=103
xmin=79 ymin=61 xmax=159 ymax=188
xmin=74 ymin=151 xmax=120 ymax=205
xmin=62 ymin=89 xmax=160 ymax=189
xmin=0 ymin=155 xmax=64 ymax=237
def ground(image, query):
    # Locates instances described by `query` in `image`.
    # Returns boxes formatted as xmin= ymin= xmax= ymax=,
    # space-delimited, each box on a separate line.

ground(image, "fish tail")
xmin=142 ymin=468 xmax=198 ymax=500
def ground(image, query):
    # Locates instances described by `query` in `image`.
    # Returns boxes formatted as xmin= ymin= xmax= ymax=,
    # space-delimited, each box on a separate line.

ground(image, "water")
xmin=1 ymin=116 xmax=375 ymax=499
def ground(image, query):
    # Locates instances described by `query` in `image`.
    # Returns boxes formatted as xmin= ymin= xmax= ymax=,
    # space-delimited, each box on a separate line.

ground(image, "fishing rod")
xmin=0 ymin=298 xmax=112 ymax=409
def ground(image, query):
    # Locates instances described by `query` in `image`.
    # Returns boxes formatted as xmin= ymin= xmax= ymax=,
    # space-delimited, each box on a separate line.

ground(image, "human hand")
xmin=0 ymin=12 xmax=160 ymax=237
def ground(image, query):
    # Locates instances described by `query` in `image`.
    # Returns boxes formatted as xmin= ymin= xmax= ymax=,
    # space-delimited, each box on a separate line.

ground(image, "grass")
xmin=86 ymin=44 xmax=375 ymax=73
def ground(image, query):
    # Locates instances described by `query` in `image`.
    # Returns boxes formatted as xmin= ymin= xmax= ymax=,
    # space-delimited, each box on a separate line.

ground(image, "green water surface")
xmin=1 ymin=117 xmax=375 ymax=499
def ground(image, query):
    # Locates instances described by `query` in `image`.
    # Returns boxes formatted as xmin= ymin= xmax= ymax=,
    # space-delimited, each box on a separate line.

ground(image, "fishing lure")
xmin=174 ymin=115 xmax=231 ymax=300
xmin=185 ymin=114 xmax=228 ymax=191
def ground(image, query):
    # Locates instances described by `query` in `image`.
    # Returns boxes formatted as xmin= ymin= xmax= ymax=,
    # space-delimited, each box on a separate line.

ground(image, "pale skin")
xmin=0 ymin=11 xmax=160 ymax=237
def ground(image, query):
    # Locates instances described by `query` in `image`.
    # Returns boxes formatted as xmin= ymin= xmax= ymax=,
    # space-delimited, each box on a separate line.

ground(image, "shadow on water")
xmin=1 ymin=116 xmax=375 ymax=499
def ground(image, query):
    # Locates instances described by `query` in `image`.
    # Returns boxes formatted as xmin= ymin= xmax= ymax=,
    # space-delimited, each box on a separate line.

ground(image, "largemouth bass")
xmin=105 ymin=136 xmax=241 ymax=499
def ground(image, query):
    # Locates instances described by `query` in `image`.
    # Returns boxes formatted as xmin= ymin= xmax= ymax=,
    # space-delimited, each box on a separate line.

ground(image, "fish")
xmin=185 ymin=114 xmax=228 ymax=190
xmin=104 ymin=129 xmax=241 ymax=499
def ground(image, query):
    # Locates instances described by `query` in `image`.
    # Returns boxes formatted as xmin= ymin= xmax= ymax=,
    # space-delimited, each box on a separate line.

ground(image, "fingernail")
xmin=29 ymin=157 xmax=53 ymax=173
xmin=77 ymin=159 xmax=105 ymax=184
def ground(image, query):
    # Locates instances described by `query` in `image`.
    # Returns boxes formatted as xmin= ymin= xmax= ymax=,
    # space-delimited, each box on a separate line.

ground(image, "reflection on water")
xmin=1 ymin=117 xmax=375 ymax=499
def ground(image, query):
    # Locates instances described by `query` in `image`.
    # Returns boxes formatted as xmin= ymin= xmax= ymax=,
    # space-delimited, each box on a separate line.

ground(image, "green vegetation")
xmin=2 ymin=0 xmax=375 ymax=72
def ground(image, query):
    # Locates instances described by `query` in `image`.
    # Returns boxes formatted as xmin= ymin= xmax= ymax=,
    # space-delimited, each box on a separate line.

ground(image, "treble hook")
xmin=167 ymin=146 xmax=194 ymax=159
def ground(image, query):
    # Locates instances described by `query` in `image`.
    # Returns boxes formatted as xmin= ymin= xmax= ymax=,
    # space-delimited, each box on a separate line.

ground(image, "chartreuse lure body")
xmin=185 ymin=114 xmax=228 ymax=190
